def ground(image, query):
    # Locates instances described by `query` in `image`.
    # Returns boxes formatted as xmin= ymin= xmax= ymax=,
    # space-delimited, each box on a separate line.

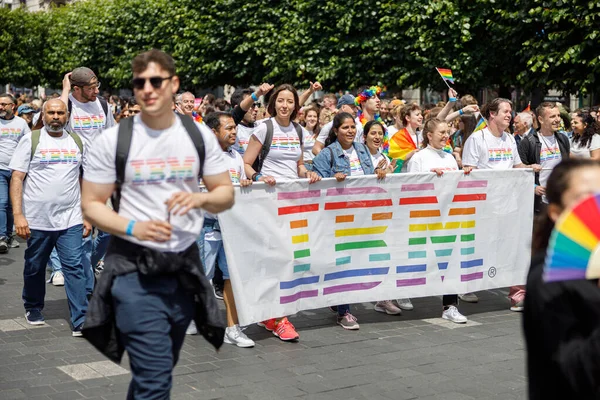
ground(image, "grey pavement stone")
xmin=0 ymin=244 xmax=529 ymax=399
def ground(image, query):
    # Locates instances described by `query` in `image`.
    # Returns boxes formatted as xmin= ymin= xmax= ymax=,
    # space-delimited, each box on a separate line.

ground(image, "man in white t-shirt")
xmin=0 ymin=93 xmax=30 ymax=252
xmin=462 ymin=98 xmax=541 ymax=172
xmin=80 ymin=49 xmax=233 ymax=399
xmin=59 ymin=67 xmax=116 ymax=296
xmin=461 ymin=98 xmax=541 ymax=306
xmin=312 ymin=94 xmax=363 ymax=155
xmin=9 ymin=99 xmax=88 ymax=335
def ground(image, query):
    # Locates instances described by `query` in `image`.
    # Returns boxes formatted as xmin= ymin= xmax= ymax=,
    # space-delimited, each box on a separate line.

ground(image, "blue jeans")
xmin=197 ymin=219 xmax=228 ymax=280
xmin=48 ymin=248 xmax=61 ymax=273
xmin=112 ymin=271 xmax=194 ymax=399
xmin=337 ymin=304 xmax=350 ymax=316
xmin=82 ymin=229 xmax=110 ymax=294
xmin=0 ymin=169 xmax=13 ymax=238
xmin=22 ymin=225 xmax=88 ymax=328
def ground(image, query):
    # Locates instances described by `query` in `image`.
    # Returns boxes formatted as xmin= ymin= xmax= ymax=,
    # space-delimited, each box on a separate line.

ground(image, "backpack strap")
xmin=177 ymin=114 xmax=205 ymax=178
xmin=292 ymin=122 xmax=303 ymax=147
xmin=98 ymin=96 xmax=109 ymax=118
xmin=30 ymin=130 xmax=41 ymax=161
xmin=254 ymin=119 xmax=274 ymax=173
xmin=68 ymin=132 xmax=84 ymax=155
xmin=111 ymin=117 xmax=134 ymax=212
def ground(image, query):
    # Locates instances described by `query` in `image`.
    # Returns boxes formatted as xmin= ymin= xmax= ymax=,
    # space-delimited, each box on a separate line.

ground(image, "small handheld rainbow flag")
xmin=473 ymin=116 xmax=487 ymax=133
xmin=436 ymin=68 xmax=455 ymax=85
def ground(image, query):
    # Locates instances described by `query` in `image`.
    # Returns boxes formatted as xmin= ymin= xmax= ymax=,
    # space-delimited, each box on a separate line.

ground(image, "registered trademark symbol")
xmin=488 ymin=267 xmax=497 ymax=278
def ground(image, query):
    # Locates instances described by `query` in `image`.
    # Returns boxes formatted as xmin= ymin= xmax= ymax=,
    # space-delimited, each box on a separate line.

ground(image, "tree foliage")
xmin=1 ymin=0 xmax=598 ymax=95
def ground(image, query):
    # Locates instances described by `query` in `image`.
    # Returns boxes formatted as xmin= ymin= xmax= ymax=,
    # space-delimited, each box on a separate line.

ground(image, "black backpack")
xmin=252 ymin=119 xmax=304 ymax=173
xmin=111 ymin=114 xmax=206 ymax=212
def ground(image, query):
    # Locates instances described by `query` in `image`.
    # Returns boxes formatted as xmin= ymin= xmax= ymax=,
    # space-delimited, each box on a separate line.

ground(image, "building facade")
xmin=0 ymin=0 xmax=74 ymax=11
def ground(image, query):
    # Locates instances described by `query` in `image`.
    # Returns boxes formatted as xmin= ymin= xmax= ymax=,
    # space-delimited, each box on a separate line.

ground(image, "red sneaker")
xmin=257 ymin=318 xmax=277 ymax=331
xmin=273 ymin=317 xmax=299 ymax=341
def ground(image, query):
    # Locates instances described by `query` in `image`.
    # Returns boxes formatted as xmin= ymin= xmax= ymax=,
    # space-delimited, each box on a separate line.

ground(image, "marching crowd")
xmin=2 ymin=48 xmax=600 ymax=399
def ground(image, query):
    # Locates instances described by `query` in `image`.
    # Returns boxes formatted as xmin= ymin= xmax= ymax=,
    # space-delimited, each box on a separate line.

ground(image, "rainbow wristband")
xmin=251 ymin=93 xmax=259 ymax=102
xmin=126 ymin=220 xmax=135 ymax=236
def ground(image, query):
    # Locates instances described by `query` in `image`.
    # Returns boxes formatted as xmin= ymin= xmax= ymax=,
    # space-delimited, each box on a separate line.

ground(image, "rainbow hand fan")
xmin=388 ymin=128 xmax=417 ymax=170
xmin=442 ymin=138 xmax=453 ymax=154
xmin=544 ymin=193 xmax=600 ymax=282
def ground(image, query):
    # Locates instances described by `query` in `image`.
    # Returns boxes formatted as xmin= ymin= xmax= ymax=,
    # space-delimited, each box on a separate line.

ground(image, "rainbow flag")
xmin=388 ymin=128 xmax=418 ymax=170
xmin=523 ymin=101 xmax=531 ymax=112
xmin=436 ymin=68 xmax=454 ymax=84
xmin=442 ymin=138 xmax=453 ymax=154
xmin=473 ymin=116 xmax=487 ymax=133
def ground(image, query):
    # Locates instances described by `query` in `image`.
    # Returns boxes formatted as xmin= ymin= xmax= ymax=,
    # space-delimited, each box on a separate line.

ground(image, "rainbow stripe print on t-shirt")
xmin=0 ymin=128 xmax=23 ymax=139
xmin=540 ymin=146 xmax=561 ymax=162
xmin=487 ymin=148 xmax=513 ymax=162
xmin=229 ymin=168 xmax=240 ymax=184
xmin=38 ymin=149 xmax=79 ymax=164
xmin=349 ymin=157 xmax=363 ymax=175
xmin=71 ymin=115 xmax=106 ymax=131
xmin=271 ymin=136 xmax=300 ymax=151
xmin=130 ymin=156 xmax=196 ymax=186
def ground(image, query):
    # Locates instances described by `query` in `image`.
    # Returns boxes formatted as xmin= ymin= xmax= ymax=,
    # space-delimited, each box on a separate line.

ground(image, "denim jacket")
xmin=312 ymin=141 xmax=375 ymax=178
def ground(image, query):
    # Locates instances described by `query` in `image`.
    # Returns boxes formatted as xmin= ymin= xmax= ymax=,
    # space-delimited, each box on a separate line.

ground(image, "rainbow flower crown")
xmin=355 ymin=86 xmax=384 ymax=106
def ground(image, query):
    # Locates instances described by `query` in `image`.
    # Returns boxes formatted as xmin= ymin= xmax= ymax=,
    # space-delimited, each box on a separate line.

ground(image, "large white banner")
xmin=219 ymin=170 xmax=534 ymax=325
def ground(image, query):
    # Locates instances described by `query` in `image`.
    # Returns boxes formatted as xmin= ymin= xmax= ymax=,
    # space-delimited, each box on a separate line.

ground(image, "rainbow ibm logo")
xmin=0 ymin=128 xmax=23 ymax=139
xmin=129 ymin=156 xmax=196 ymax=185
xmin=276 ymin=186 xmax=393 ymax=304
xmin=400 ymin=180 xmax=488 ymax=285
xmin=38 ymin=149 xmax=79 ymax=164
xmin=71 ymin=115 xmax=106 ymax=131
xmin=487 ymin=148 xmax=513 ymax=162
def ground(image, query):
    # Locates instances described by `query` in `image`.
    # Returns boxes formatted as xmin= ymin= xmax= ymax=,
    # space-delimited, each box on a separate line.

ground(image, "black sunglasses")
xmin=132 ymin=75 xmax=174 ymax=90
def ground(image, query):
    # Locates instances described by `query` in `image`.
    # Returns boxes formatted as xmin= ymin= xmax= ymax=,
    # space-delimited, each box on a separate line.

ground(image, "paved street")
xmin=0 ymin=241 xmax=527 ymax=400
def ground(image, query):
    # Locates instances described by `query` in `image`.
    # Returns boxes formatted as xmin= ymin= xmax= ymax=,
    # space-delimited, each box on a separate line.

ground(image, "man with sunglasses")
xmin=0 ymin=93 xmax=31 ymax=253
xmin=59 ymin=67 xmax=115 ymax=297
xmin=81 ymin=49 xmax=233 ymax=399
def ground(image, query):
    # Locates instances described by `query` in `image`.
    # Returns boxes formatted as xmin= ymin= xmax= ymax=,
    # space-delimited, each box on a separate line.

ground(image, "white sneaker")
xmin=52 ymin=271 xmax=65 ymax=287
xmin=442 ymin=306 xmax=468 ymax=324
xmin=224 ymin=324 xmax=255 ymax=348
xmin=458 ymin=292 xmax=479 ymax=303
xmin=186 ymin=320 xmax=198 ymax=335
xmin=374 ymin=300 xmax=402 ymax=315
xmin=396 ymin=298 xmax=414 ymax=310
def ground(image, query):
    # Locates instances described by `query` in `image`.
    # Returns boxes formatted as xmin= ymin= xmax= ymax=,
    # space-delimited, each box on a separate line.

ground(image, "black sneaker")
xmin=7 ymin=235 xmax=19 ymax=248
xmin=72 ymin=324 xmax=84 ymax=337
xmin=25 ymin=310 xmax=45 ymax=325
xmin=213 ymin=284 xmax=224 ymax=300
xmin=0 ymin=237 xmax=8 ymax=254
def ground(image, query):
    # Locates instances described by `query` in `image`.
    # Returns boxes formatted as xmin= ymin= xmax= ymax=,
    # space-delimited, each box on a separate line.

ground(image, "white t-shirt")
xmin=205 ymin=148 xmax=246 ymax=240
xmin=303 ymin=133 xmax=317 ymax=162
xmin=407 ymin=145 xmax=459 ymax=173
xmin=570 ymin=134 xmax=600 ymax=158
xmin=343 ymin=147 xmax=364 ymax=176
xmin=0 ymin=116 xmax=30 ymax=170
xmin=234 ymin=124 xmax=254 ymax=156
xmin=462 ymin=128 xmax=522 ymax=169
xmin=316 ymin=118 xmax=364 ymax=145
xmin=252 ymin=118 xmax=305 ymax=180
xmin=9 ymin=128 xmax=83 ymax=230
xmin=68 ymin=94 xmax=116 ymax=152
xmin=538 ymin=134 xmax=562 ymax=203
xmin=370 ymin=150 xmax=390 ymax=170
xmin=83 ymin=114 xmax=227 ymax=252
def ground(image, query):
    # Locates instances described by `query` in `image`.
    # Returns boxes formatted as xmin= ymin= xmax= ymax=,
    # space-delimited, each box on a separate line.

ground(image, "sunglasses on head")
xmin=132 ymin=75 xmax=174 ymax=90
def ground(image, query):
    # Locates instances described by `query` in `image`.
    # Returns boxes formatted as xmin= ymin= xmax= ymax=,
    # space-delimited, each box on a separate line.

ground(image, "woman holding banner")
xmin=407 ymin=118 xmax=472 ymax=324
xmin=243 ymin=84 xmax=321 ymax=341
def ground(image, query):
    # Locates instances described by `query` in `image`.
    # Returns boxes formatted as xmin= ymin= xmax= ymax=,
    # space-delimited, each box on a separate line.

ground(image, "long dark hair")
xmin=571 ymin=108 xmax=600 ymax=148
xmin=363 ymin=120 xmax=385 ymax=138
xmin=301 ymin=105 xmax=321 ymax=137
xmin=267 ymin=84 xmax=300 ymax=121
xmin=325 ymin=112 xmax=354 ymax=147
xmin=532 ymin=158 xmax=600 ymax=251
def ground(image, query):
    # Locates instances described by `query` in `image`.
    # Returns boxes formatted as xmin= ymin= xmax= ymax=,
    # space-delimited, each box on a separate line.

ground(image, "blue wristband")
xmin=126 ymin=220 xmax=135 ymax=236
xmin=251 ymin=92 xmax=259 ymax=102
xmin=459 ymin=109 xmax=464 ymax=116
xmin=449 ymin=97 xmax=457 ymax=102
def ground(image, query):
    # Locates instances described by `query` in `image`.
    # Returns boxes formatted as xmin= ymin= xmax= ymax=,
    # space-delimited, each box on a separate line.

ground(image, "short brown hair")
xmin=536 ymin=101 xmax=557 ymax=118
xmin=132 ymin=49 xmax=176 ymax=76
xmin=267 ymin=84 xmax=300 ymax=121
xmin=481 ymin=98 xmax=513 ymax=120
xmin=400 ymin=103 xmax=421 ymax=126
xmin=460 ymin=94 xmax=478 ymax=108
